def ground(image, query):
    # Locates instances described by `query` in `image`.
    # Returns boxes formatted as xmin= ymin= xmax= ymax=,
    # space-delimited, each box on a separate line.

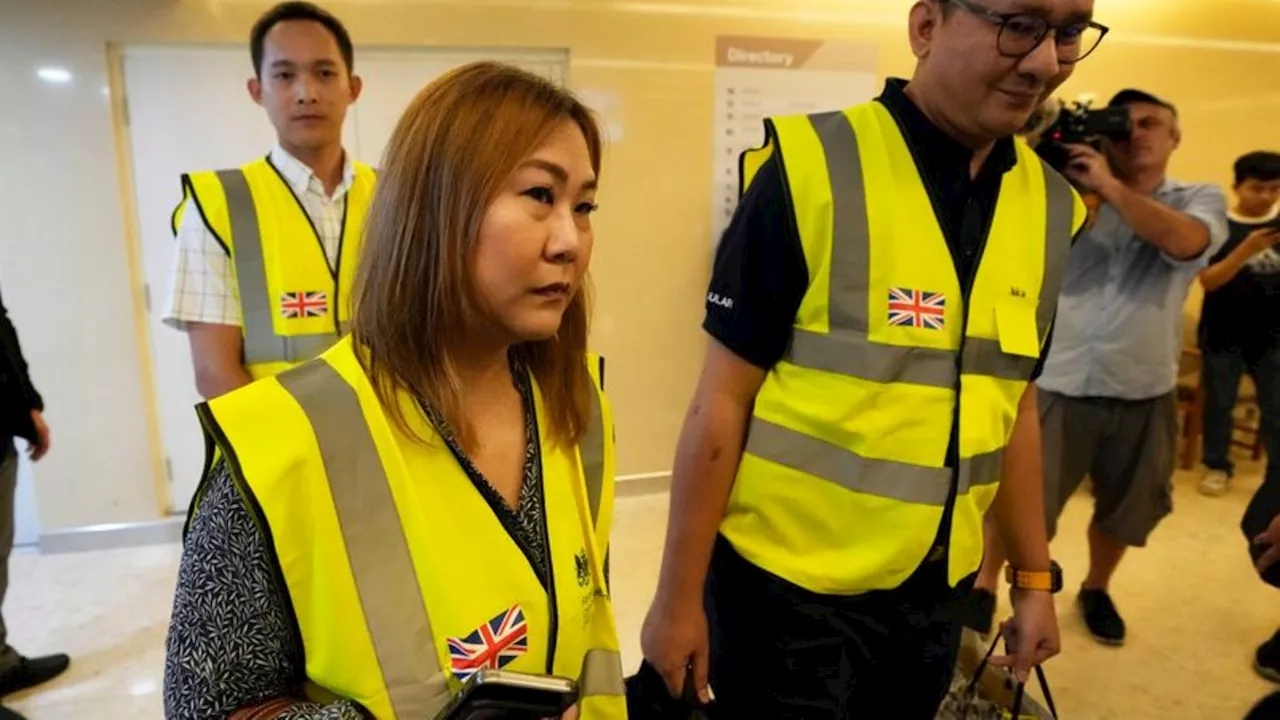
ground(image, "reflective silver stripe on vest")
xmin=790 ymin=331 xmax=1039 ymax=387
xmin=276 ymin=360 xmax=449 ymax=717
xmin=581 ymin=382 xmax=606 ymax=528
xmin=216 ymin=170 xmax=342 ymax=366
xmin=1039 ymin=161 xmax=1075 ymax=331
xmin=814 ymin=111 xmax=872 ymax=335
xmin=744 ymin=418 xmax=1001 ymax=506
xmin=961 ymin=339 xmax=1040 ymax=382
xmin=579 ymin=648 xmax=626 ymax=698
xmin=788 ymin=329 xmax=955 ymax=387
xmin=960 ymin=446 xmax=1005 ymax=495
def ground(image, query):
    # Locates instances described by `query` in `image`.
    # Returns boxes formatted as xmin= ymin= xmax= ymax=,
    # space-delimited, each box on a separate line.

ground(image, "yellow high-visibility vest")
xmin=720 ymin=102 xmax=1086 ymax=595
xmin=195 ymin=337 xmax=626 ymax=719
xmin=172 ymin=156 xmax=376 ymax=379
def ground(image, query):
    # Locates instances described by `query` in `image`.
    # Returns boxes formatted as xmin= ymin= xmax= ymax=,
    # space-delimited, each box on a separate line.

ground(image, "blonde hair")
xmin=350 ymin=62 xmax=603 ymax=450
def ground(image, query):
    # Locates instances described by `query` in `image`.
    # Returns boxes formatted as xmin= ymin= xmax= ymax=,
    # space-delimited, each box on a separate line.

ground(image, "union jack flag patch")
xmin=447 ymin=604 xmax=529 ymax=682
xmin=887 ymin=287 xmax=946 ymax=330
xmin=279 ymin=291 xmax=328 ymax=319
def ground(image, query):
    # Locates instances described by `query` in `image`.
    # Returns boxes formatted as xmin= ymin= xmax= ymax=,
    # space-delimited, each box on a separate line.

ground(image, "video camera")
xmin=1023 ymin=98 xmax=1132 ymax=175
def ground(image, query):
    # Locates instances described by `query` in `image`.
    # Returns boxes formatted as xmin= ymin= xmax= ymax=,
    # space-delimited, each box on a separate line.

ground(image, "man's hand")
xmin=640 ymin=339 xmax=763 ymax=704
xmin=989 ymin=590 xmax=1060 ymax=683
xmin=640 ymin=594 xmax=712 ymax=703
xmin=1064 ymin=143 xmax=1120 ymax=195
xmin=1069 ymin=144 xmax=1219 ymax=261
xmin=558 ymin=705 xmax=579 ymax=720
xmin=28 ymin=409 xmax=49 ymax=461
xmin=1200 ymin=226 xmax=1278 ymax=292
xmin=1244 ymin=227 xmax=1280 ymax=256
xmin=1253 ymin=513 xmax=1280 ymax=574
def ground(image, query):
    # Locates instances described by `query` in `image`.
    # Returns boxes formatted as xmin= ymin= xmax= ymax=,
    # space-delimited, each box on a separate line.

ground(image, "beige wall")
xmin=2 ymin=0 xmax=1277 ymax=531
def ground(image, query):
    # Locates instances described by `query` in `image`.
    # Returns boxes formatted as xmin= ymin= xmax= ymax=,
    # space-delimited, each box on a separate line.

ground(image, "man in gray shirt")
xmin=968 ymin=89 xmax=1227 ymax=646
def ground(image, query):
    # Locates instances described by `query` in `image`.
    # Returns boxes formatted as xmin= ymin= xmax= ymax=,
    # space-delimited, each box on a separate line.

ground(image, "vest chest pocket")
xmin=994 ymin=300 xmax=1041 ymax=359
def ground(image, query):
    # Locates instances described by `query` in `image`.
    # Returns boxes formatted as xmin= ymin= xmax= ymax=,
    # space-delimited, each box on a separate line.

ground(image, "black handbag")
xmin=625 ymin=662 xmax=712 ymax=720
xmin=1242 ymin=476 xmax=1280 ymax=588
xmin=1246 ymin=689 xmax=1280 ymax=719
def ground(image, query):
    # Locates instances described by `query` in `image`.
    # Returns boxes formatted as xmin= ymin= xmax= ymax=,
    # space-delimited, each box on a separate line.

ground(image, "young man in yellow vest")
xmin=163 ymin=1 xmax=375 ymax=399
xmin=642 ymin=0 xmax=1101 ymax=716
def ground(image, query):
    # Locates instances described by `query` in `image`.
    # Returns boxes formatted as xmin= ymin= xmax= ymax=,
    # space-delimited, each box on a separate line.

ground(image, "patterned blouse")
xmin=163 ymin=364 xmax=548 ymax=719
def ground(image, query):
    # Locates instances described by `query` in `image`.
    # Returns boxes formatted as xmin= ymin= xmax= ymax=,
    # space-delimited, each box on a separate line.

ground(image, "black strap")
xmin=968 ymin=633 xmax=1059 ymax=718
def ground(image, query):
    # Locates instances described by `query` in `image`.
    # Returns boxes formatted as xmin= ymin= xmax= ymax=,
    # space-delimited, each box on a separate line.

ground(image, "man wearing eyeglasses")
xmin=642 ymin=0 xmax=1101 ymax=717
xmin=969 ymin=89 xmax=1227 ymax=647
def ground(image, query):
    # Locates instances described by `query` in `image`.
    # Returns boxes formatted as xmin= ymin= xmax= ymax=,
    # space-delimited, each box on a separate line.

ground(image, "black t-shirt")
xmin=703 ymin=77 xmax=1056 ymax=378
xmin=1198 ymin=214 xmax=1280 ymax=356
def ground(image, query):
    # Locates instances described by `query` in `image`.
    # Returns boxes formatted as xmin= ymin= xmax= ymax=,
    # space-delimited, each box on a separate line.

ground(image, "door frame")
xmin=108 ymin=43 xmax=172 ymax=515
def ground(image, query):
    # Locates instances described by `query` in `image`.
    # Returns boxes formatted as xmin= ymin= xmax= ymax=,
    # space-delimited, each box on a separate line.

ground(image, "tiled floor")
xmin=5 ymin=466 xmax=1280 ymax=718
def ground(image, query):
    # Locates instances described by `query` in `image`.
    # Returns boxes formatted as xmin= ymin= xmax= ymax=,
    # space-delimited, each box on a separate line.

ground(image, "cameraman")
xmin=968 ymin=89 xmax=1228 ymax=645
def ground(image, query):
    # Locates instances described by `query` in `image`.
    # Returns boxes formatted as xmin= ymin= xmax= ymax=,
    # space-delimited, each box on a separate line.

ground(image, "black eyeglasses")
xmin=944 ymin=0 xmax=1109 ymax=64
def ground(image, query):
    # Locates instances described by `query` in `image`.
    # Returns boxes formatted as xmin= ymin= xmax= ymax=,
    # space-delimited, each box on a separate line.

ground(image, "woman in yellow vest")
xmin=162 ymin=61 xmax=626 ymax=720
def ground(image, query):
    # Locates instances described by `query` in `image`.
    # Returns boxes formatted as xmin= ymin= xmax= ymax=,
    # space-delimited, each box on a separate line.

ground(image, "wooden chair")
xmin=1177 ymin=347 xmax=1203 ymax=470
xmin=1235 ymin=375 xmax=1265 ymax=461
xmin=1177 ymin=346 xmax=1264 ymax=470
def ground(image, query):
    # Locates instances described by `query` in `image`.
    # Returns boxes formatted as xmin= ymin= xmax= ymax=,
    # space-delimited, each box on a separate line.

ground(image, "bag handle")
xmin=967 ymin=632 xmax=1059 ymax=719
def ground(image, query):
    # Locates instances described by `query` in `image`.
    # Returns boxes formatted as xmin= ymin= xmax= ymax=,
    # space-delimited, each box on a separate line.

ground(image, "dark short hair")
xmin=1234 ymin=151 xmax=1280 ymax=185
xmin=1108 ymin=88 xmax=1177 ymax=117
xmin=250 ymin=2 xmax=354 ymax=77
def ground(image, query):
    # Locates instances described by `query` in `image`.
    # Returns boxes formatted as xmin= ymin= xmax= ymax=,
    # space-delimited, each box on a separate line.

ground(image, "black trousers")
xmin=1248 ymin=690 xmax=1280 ymax=719
xmin=705 ymin=535 xmax=969 ymax=720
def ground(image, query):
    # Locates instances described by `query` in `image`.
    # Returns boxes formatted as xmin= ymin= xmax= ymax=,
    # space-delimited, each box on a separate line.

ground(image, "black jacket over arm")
xmin=0 ymin=285 xmax=42 ymax=443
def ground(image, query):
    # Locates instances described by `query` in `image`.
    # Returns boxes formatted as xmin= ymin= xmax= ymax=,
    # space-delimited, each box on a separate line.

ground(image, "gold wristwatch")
xmin=1005 ymin=560 xmax=1063 ymax=593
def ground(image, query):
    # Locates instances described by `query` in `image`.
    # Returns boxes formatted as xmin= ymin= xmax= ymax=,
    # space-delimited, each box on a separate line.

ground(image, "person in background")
xmin=0 ymin=285 xmax=65 ymax=720
xmin=969 ymin=89 xmax=1228 ymax=646
xmin=1247 ymin=690 xmax=1280 ymax=720
xmin=1247 ymin=506 xmax=1280 ymax=695
xmin=164 ymin=1 xmax=375 ymax=399
xmin=1196 ymin=151 xmax=1280 ymax=497
xmin=641 ymin=0 xmax=1099 ymax=716
xmin=163 ymin=62 xmax=624 ymax=719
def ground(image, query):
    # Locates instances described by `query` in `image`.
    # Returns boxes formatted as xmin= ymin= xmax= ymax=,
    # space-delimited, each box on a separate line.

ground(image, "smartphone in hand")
xmin=433 ymin=669 xmax=578 ymax=720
